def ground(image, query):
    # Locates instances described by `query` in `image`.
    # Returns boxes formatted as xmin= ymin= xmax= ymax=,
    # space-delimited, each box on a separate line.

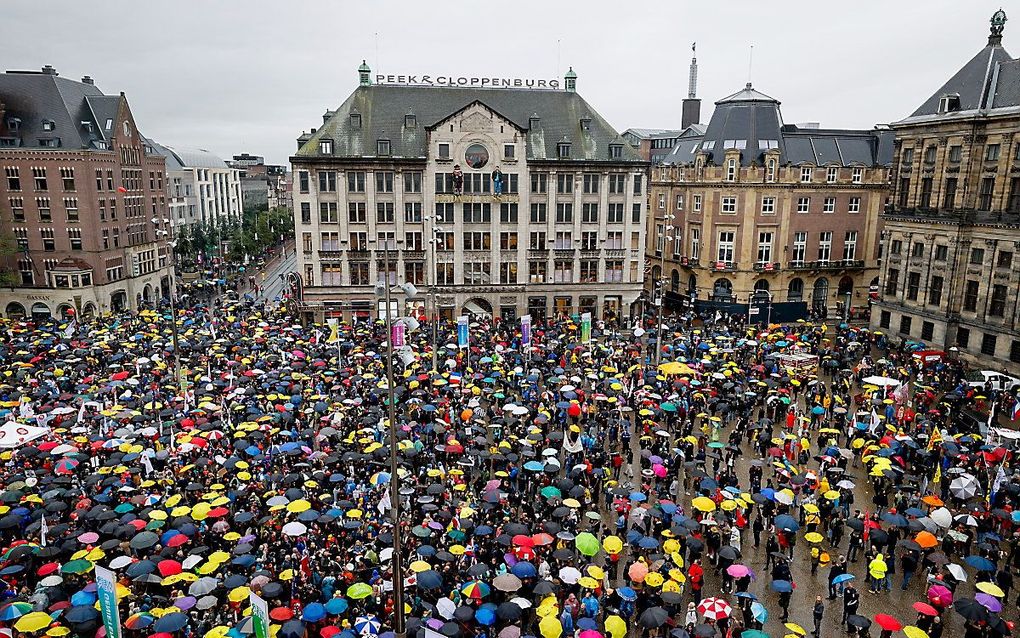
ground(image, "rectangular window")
xmin=531 ymin=173 xmax=548 ymax=193
xmin=582 ymin=203 xmax=599 ymax=223
xmin=530 ymin=203 xmax=547 ymax=223
xmin=982 ymin=333 xmax=998 ymax=356
xmin=921 ymin=321 xmax=934 ymax=341
xmin=581 ymin=231 xmax=598 ymax=251
xmin=463 ymin=173 xmax=490 ymax=194
xmin=41 ymin=228 xmax=55 ymax=251
xmin=956 ymin=326 xmax=970 ymax=348
xmin=990 ymin=284 xmax=1008 ymax=316
xmin=879 ymin=310 xmax=891 ymax=329
xmin=924 ymin=146 xmax=938 ymax=164
xmin=826 ymin=167 xmax=838 ymax=183
xmin=438 ymin=143 xmax=450 ymax=159
xmin=553 ymin=259 xmax=573 ymax=283
xmin=60 ymin=167 xmax=75 ymax=191
xmin=848 ymin=196 xmax=861 ymax=213
xmin=823 ymin=197 xmax=835 ymax=213
xmin=605 ymin=231 xmax=623 ymax=249
xmin=792 ymin=232 xmax=807 ymax=263
xmin=970 ymin=247 xmax=985 ymax=265
xmin=607 ymin=203 xmax=624 ymax=224
xmin=986 ymin=144 xmax=1001 ymax=162
xmin=817 ymin=231 xmax=832 ymax=262
xmin=843 ymin=231 xmax=858 ymax=261
xmin=349 ymin=232 xmax=369 ymax=251
xmin=690 ymin=194 xmax=701 ymax=213
xmin=726 ymin=159 xmax=737 ymax=182
xmin=891 ymin=239 xmax=902 ymax=255
xmin=505 ymin=174 xmax=519 ymax=194
xmin=554 ymin=231 xmax=573 ymax=249
xmin=608 ymin=174 xmax=626 ymax=193
xmin=375 ymin=171 xmax=394 ymax=193
xmin=717 ymin=231 xmax=735 ymax=262
xmin=375 ymin=231 xmax=397 ymax=251
xmin=1011 ymin=341 xmax=1020 ymax=364
xmin=632 ymin=203 xmax=641 ymax=223
xmin=499 ymin=203 xmax=518 ymax=223
xmin=33 ymin=167 xmax=47 ymax=191
xmin=963 ymin=280 xmax=980 ymax=312
xmin=979 ymin=177 xmax=995 ymax=210
xmin=347 ymin=171 xmax=365 ymax=193
xmin=404 ymin=232 xmax=424 ymax=251
xmin=800 ymin=167 xmax=813 ymax=183
xmin=9 ymin=197 xmax=24 ymax=221
xmin=899 ymin=316 xmax=912 ymax=336
xmin=374 ymin=202 xmax=394 ymax=223
xmin=64 ymin=197 xmax=78 ymax=221
xmin=934 ymin=244 xmax=948 ymax=261
xmin=583 ymin=173 xmax=599 ymax=194
xmin=319 ymin=140 xmax=332 ymax=155
xmin=555 ymin=203 xmax=573 ymax=223
xmin=463 ymin=203 xmax=491 ymax=224
xmin=797 ymin=197 xmax=810 ymax=213
xmin=557 ymin=173 xmax=574 ymax=194
xmin=302 ymin=232 xmax=312 ymax=253
xmin=529 ymin=232 xmax=547 ymax=250
xmin=929 ymin=276 xmax=944 ymax=306
xmin=999 ymin=251 xmax=1014 ymax=269
xmin=633 ymin=175 xmax=642 ymax=195
xmin=557 ymin=143 xmax=571 ymax=158
xmin=500 ymin=261 xmax=518 ymax=284
xmin=761 ymin=197 xmax=775 ymax=214
xmin=528 ymin=260 xmax=547 ymax=283
xmin=605 ymin=260 xmax=623 ymax=282
xmin=463 ymin=232 xmax=491 ymax=251
xmin=919 ymin=177 xmax=933 ymax=209
xmin=676 ymin=194 xmax=684 ymax=210
xmin=435 ymin=232 xmax=454 ymax=250
xmin=852 ymin=167 xmax=863 ymax=184
xmin=37 ymin=197 xmax=51 ymax=222
xmin=435 ymin=202 xmax=454 ymax=224
xmin=912 ymin=242 xmax=925 ymax=258
xmin=690 ymin=228 xmax=700 ymax=260
xmin=500 ymin=231 xmax=518 ymax=250
xmin=721 ymin=197 xmax=736 ymax=214
xmin=657 ymin=193 xmax=666 ymax=210
xmin=317 ymin=202 xmax=338 ymax=223
xmin=68 ymin=228 xmax=82 ymax=251
xmin=319 ymin=232 xmax=341 ymax=251
xmin=404 ymin=202 xmax=422 ymax=223
xmin=757 ymin=231 xmax=773 ymax=263
xmin=906 ymin=271 xmax=921 ymax=301
xmin=317 ymin=171 xmax=336 ymax=192
xmin=948 ymin=145 xmax=962 ymax=162
xmin=404 ymin=171 xmax=422 ymax=193
xmin=580 ymin=259 xmax=598 ymax=283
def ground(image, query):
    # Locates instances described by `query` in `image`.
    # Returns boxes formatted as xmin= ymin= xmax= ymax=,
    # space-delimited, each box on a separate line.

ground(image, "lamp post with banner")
xmin=653 ymin=218 xmax=677 ymax=368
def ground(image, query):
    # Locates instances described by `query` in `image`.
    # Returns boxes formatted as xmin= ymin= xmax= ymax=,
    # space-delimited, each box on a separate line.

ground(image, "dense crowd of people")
xmin=0 ymin=294 xmax=1016 ymax=638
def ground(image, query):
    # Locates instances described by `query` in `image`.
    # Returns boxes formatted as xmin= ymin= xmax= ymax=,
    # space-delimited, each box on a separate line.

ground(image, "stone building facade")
xmin=291 ymin=64 xmax=648 ymax=324
xmin=872 ymin=10 xmax=1020 ymax=371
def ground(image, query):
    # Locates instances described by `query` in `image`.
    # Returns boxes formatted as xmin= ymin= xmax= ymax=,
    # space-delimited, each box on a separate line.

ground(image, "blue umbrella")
xmin=832 ymin=573 xmax=856 ymax=585
xmin=770 ymin=579 xmax=793 ymax=593
xmin=70 ymin=590 xmax=97 ymax=606
xmin=302 ymin=603 xmax=326 ymax=623
xmin=774 ymin=515 xmax=799 ymax=532
xmin=750 ymin=601 xmax=768 ymax=623
xmin=965 ymin=555 xmax=996 ymax=571
xmin=475 ymin=605 xmax=497 ymax=626
xmin=617 ymin=587 xmax=637 ymax=601
xmin=524 ymin=461 xmax=544 ymax=472
xmin=511 ymin=562 xmax=537 ymax=578
xmin=734 ymin=592 xmax=758 ymax=600
xmin=324 ymin=598 xmax=349 ymax=615
xmin=629 ymin=492 xmax=647 ymax=502
xmin=638 ymin=537 xmax=660 ymax=549
xmin=417 ymin=570 xmax=443 ymax=590
xmin=153 ymin=612 xmax=188 ymax=633
xmin=811 ymin=406 xmax=825 ymax=415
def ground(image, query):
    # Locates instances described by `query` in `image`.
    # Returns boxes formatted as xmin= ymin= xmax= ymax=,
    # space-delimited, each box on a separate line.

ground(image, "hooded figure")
xmin=868 ymin=553 xmax=888 ymax=593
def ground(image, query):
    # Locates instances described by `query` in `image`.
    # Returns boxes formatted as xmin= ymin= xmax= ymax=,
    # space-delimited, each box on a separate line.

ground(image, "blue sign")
xmin=457 ymin=316 xmax=469 ymax=349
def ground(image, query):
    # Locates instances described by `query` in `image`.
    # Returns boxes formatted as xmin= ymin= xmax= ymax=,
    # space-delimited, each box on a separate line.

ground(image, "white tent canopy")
xmin=862 ymin=375 xmax=901 ymax=388
xmin=0 ymin=421 xmax=50 ymax=449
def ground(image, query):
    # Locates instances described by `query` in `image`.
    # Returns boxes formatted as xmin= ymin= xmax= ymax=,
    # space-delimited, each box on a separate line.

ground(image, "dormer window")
xmin=609 ymin=144 xmax=622 ymax=159
xmin=800 ymin=167 xmax=813 ymax=183
xmin=42 ymin=120 xmax=55 ymax=132
xmin=81 ymin=121 xmax=94 ymax=134
xmin=319 ymin=139 xmax=333 ymax=155
xmin=938 ymin=94 xmax=961 ymax=114
xmin=557 ymin=142 xmax=571 ymax=158
xmin=726 ymin=158 xmax=737 ymax=182
xmin=377 ymin=139 xmax=391 ymax=156
xmin=529 ymin=116 xmax=541 ymax=129
xmin=580 ymin=117 xmax=591 ymax=131
xmin=766 ymin=158 xmax=777 ymax=183
xmin=826 ymin=167 xmax=838 ymax=183
xmin=6 ymin=117 xmax=20 ymax=132
xmin=350 ymin=113 xmax=362 ymax=129
xmin=404 ymin=114 xmax=416 ymax=128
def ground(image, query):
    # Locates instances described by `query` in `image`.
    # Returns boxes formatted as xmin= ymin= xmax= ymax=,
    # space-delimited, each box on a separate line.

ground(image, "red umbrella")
xmin=37 ymin=562 xmax=60 ymax=576
xmin=511 ymin=534 xmax=534 ymax=547
xmin=270 ymin=608 xmax=293 ymax=621
xmin=320 ymin=627 xmax=340 ymax=638
xmin=166 ymin=535 xmax=189 ymax=548
xmin=157 ymin=559 xmax=182 ymax=577
xmin=927 ymin=584 xmax=953 ymax=607
xmin=912 ymin=602 xmax=939 ymax=617
xmin=874 ymin=615 xmax=901 ymax=631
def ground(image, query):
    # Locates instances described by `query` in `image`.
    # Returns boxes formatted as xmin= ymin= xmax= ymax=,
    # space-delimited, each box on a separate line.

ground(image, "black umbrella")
xmin=130 ymin=531 xmax=159 ymax=549
xmin=954 ymin=597 xmax=990 ymax=623
xmin=846 ymin=615 xmax=871 ymax=630
xmin=153 ymin=612 xmax=188 ymax=633
xmin=638 ymin=607 xmax=668 ymax=628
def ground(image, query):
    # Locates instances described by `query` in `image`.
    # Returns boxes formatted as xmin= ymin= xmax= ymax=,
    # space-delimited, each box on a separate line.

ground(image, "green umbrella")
xmin=660 ymin=402 xmax=677 ymax=412
xmin=114 ymin=503 xmax=135 ymax=513
xmin=742 ymin=631 xmax=770 ymax=638
xmin=346 ymin=583 xmax=373 ymax=599
xmin=447 ymin=529 xmax=466 ymax=542
xmin=61 ymin=559 xmax=94 ymax=574
xmin=707 ymin=442 xmax=725 ymax=449
xmin=540 ymin=486 xmax=562 ymax=499
xmin=574 ymin=532 xmax=599 ymax=557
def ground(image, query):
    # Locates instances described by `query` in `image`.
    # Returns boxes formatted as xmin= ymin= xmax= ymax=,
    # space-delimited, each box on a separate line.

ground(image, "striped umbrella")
xmin=354 ymin=615 xmax=380 ymax=636
xmin=698 ymin=597 xmax=732 ymax=620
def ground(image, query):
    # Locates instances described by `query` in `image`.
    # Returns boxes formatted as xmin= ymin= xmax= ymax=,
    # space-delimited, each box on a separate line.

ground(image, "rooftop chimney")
xmin=681 ymin=43 xmax=702 ymax=128
xmin=81 ymin=75 xmax=94 ymax=85
xmin=41 ymin=65 xmax=58 ymax=76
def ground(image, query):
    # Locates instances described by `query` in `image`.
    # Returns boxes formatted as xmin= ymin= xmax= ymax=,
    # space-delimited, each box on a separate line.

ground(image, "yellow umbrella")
xmin=644 ymin=572 xmax=665 ymax=587
xmin=976 ymin=582 xmax=1005 ymax=597
xmin=691 ymin=497 xmax=716 ymax=512
xmin=577 ymin=576 xmax=600 ymax=589
xmin=903 ymin=627 xmax=929 ymax=638
xmin=603 ymin=536 xmax=623 ymax=554
xmin=15 ymin=612 xmax=53 ymax=633
xmin=228 ymin=586 xmax=251 ymax=603
xmin=286 ymin=499 xmax=311 ymax=513
xmin=785 ymin=623 xmax=806 ymax=636
xmin=804 ymin=532 xmax=824 ymax=544
xmin=409 ymin=561 xmax=432 ymax=573
xmin=586 ymin=565 xmax=606 ymax=580
xmin=605 ymin=615 xmax=627 ymax=638
xmin=823 ymin=490 xmax=841 ymax=500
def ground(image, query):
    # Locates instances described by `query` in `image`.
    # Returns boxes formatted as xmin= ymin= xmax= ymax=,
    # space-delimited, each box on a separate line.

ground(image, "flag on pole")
xmin=580 ymin=312 xmax=592 ymax=344
xmin=326 ymin=318 xmax=340 ymax=344
xmin=927 ymin=427 xmax=943 ymax=451
xmin=1011 ymin=398 xmax=1020 ymax=421
xmin=40 ymin=515 xmax=47 ymax=547
xmin=457 ymin=315 xmax=469 ymax=349
xmin=932 ymin=463 xmax=941 ymax=485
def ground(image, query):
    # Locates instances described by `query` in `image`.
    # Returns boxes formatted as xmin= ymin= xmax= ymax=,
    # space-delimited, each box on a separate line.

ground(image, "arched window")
xmin=753 ymin=279 xmax=770 ymax=292
xmin=30 ymin=302 xmax=51 ymax=319
xmin=788 ymin=278 xmax=804 ymax=302
xmin=712 ymin=278 xmax=733 ymax=302
xmin=671 ymin=269 xmax=680 ymax=293
xmin=838 ymin=276 xmax=854 ymax=297
xmin=812 ymin=278 xmax=830 ymax=311
xmin=5 ymin=302 xmax=25 ymax=319
xmin=688 ymin=275 xmax=698 ymax=296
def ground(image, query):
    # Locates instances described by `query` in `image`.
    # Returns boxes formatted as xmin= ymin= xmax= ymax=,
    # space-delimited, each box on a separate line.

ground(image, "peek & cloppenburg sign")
xmin=377 ymin=74 xmax=561 ymax=89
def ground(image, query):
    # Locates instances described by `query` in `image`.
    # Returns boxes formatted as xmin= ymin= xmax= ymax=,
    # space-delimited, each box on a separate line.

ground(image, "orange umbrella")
xmin=921 ymin=495 xmax=944 ymax=507
xmin=628 ymin=561 xmax=649 ymax=583
xmin=914 ymin=531 xmax=938 ymax=549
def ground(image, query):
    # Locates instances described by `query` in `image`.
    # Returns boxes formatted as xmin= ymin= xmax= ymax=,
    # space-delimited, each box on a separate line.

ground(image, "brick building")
xmin=648 ymin=83 xmax=893 ymax=318
xmin=0 ymin=66 xmax=172 ymax=318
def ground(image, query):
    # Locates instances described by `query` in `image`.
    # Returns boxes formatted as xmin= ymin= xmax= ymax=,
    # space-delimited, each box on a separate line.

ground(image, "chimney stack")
xmin=81 ymin=75 xmax=94 ymax=85
xmin=41 ymin=65 xmax=58 ymax=76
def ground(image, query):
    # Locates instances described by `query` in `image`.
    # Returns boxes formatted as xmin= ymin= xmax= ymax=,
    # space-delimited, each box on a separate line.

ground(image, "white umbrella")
xmin=949 ymin=475 xmax=981 ymax=500
xmin=436 ymin=596 xmax=456 ymax=619
xmin=282 ymin=521 xmax=308 ymax=536
xmin=946 ymin=563 xmax=968 ymax=582
xmin=109 ymin=556 xmax=133 ymax=570
xmin=929 ymin=507 xmax=953 ymax=528
xmin=558 ymin=566 xmax=582 ymax=584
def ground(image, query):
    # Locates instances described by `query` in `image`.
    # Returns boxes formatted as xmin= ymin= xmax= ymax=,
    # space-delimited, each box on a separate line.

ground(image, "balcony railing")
xmin=753 ymin=261 xmax=781 ymax=272
xmin=605 ymin=248 xmax=627 ymax=258
xmin=527 ymin=249 xmax=548 ymax=259
xmin=788 ymin=259 xmax=865 ymax=270
xmin=318 ymin=250 xmax=344 ymax=260
xmin=711 ymin=261 xmax=737 ymax=272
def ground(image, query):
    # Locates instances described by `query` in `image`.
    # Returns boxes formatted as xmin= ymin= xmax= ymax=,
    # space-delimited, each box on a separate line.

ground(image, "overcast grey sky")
xmin=2 ymin=0 xmax=1009 ymax=165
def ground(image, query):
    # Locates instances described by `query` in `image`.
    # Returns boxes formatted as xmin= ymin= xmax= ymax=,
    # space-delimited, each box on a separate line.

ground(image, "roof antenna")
xmin=374 ymin=32 xmax=380 ymax=73
xmin=747 ymin=44 xmax=754 ymax=87
xmin=557 ymin=39 xmax=561 ymax=78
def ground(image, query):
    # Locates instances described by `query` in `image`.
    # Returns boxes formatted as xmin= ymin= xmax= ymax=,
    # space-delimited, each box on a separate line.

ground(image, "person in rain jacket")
xmin=869 ymin=553 xmax=888 ymax=593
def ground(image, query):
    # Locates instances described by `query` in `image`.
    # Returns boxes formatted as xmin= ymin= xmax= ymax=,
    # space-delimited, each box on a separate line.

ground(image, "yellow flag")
xmin=327 ymin=320 xmax=340 ymax=344
xmin=927 ymin=427 xmax=942 ymax=452
xmin=932 ymin=464 xmax=941 ymax=485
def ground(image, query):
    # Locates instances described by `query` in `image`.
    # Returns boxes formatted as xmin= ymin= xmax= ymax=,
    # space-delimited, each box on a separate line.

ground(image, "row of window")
xmin=314 ymin=230 xmax=638 ymax=253
xmin=3 ymin=167 xmax=164 ymax=193
xmin=316 ymin=137 xmax=623 ymax=160
xmin=888 ymin=240 xmax=1014 ymax=269
xmin=653 ymin=227 xmax=857 ymax=264
xmin=12 ymin=227 xmax=83 ymax=252
xmin=658 ymin=163 xmax=866 ymax=186
xmin=298 ymin=170 xmax=642 ymax=196
xmin=878 ymin=312 xmax=1020 ymax=363
xmin=301 ymin=200 xmax=641 ymax=226
xmin=659 ymin=192 xmax=861 ymax=215
xmin=896 ymin=175 xmax=1020 ymax=212
xmin=901 ymin=141 xmax=1019 ymax=167
xmin=15 ymin=260 xmax=94 ymax=287
xmin=310 ymin=260 xmax=630 ymax=286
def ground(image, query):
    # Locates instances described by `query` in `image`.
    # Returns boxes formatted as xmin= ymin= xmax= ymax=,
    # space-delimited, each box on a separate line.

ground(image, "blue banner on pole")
xmin=457 ymin=316 xmax=469 ymax=349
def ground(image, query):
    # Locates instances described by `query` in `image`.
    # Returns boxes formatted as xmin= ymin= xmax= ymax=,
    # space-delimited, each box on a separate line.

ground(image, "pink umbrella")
xmin=726 ymin=564 xmax=752 ymax=578
xmin=77 ymin=532 xmax=99 ymax=544
xmin=652 ymin=464 xmax=667 ymax=478
xmin=927 ymin=584 xmax=953 ymax=607
xmin=627 ymin=561 xmax=649 ymax=583
xmin=579 ymin=632 xmax=602 ymax=638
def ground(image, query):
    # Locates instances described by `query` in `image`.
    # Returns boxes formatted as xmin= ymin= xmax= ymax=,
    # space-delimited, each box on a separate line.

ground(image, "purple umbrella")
xmin=976 ymin=593 xmax=1002 ymax=613
xmin=174 ymin=596 xmax=197 ymax=611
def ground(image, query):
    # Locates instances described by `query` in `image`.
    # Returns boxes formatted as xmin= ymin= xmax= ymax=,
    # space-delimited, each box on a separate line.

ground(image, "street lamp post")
xmin=376 ymin=238 xmax=406 ymax=638
xmin=653 ymin=219 xmax=677 ymax=369
xmin=153 ymin=216 xmax=185 ymax=401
